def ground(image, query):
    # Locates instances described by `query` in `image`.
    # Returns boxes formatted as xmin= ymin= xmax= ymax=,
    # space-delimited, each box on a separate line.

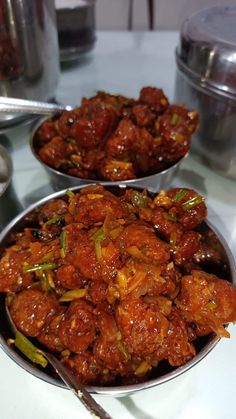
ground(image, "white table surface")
xmin=0 ymin=31 xmax=236 ymax=419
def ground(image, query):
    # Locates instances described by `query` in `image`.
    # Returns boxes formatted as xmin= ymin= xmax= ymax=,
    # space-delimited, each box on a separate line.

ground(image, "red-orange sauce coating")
xmin=34 ymin=87 xmax=199 ymax=181
xmin=1 ymin=185 xmax=235 ymax=386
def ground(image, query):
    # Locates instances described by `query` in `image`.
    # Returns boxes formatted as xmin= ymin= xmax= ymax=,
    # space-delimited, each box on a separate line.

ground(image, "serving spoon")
xmin=5 ymin=300 xmax=112 ymax=419
xmin=0 ymin=97 xmax=72 ymax=116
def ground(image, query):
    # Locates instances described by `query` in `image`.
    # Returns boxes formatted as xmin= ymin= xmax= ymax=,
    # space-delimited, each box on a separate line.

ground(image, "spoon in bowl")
xmin=5 ymin=299 xmax=112 ymax=419
xmin=0 ymin=97 xmax=72 ymax=116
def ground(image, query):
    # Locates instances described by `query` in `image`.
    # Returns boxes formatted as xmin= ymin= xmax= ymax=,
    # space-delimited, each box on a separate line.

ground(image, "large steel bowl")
xmin=30 ymin=117 xmax=188 ymax=193
xmin=0 ymin=184 xmax=235 ymax=397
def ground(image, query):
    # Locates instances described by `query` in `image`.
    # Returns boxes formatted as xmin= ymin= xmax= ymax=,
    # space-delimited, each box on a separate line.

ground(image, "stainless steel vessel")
xmin=175 ymin=6 xmax=236 ymax=180
xmin=0 ymin=0 xmax=60 ymax=128
xmin=55 ymin=0 xmax=96 ymax=62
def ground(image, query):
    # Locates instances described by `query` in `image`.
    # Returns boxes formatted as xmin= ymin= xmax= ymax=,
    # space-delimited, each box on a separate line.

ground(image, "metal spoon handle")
xmin=45 ymin=353 xmax=112 ymax=419
xmin=0 ymin=97 xmax=72 ymax=115
xmin=5 ymin=300 xmax=112 ymax=419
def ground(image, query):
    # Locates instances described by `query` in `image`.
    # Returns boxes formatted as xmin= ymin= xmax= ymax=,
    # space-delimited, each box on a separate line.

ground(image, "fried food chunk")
xmin=10 ymin=288 xmax=60 ymax=337
xmin=58 ymin=300 xmax=96 ymax=352
xmin=176 ymin=270 xmax=236 ymax=337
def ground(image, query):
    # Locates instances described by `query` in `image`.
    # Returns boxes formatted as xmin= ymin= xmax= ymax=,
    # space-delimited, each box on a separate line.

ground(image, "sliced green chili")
xmin=15 ymin=331 xmax=48 ymax=368
xmin=182 ymin=195 xmax=204 ymax=210
xmin=23 ymin=262 xmax=57 ymax=273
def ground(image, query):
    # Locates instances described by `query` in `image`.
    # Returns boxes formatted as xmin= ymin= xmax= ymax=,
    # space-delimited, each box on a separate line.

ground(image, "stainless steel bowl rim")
xmin=175 ymin=50 xmax=236 ymax=103
xmin=0 ymin=183 xmax=235 ymax=396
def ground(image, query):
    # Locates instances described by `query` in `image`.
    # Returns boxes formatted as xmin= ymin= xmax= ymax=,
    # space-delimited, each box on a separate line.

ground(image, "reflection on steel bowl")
xmin=0 ymin=145 xmax=12 ymax=197
xmin=0 ymin=184 xmax=235 ymax=396
xmin=30 ymin=87 xmax=199 ymax=191
xmin=0 ymin=145 xmax=22 ymax=230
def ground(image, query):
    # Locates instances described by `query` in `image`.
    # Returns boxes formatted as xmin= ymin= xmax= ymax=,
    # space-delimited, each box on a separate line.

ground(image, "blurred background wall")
xmin=95 ymin=0 xmax=236 ymax=30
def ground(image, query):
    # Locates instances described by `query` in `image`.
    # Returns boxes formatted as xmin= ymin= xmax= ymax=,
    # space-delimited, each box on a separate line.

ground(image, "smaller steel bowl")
xmin=0 ymin=184 xmax=235 ymax=397
xmin=30 ymin=117 xmax=188 ymax=193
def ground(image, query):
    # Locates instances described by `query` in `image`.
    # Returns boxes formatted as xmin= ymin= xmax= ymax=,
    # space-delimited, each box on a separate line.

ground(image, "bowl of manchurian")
xmin=0 ymin=184 xmax=236 ymax=396
xmin=30 ymin=87 xmax=199 ymax=191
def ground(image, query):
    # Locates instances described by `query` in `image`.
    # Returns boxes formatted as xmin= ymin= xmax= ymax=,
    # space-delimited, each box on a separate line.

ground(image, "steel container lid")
xmin=176 ymin=6 xmax=236 ymax=101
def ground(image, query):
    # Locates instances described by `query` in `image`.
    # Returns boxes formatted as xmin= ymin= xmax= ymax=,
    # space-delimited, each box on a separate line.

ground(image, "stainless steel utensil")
xmin=175 ymin=6 xmax=236 ymax=180
xmin=0 ymin=97 xmax=72 ymax=116
xmin=5 ymin=300 xmax=112 ymax=419
xmin=43 ymin=353 xmax=112 ymax=419
xmin=0 ymin=144 xmax=22 ymax=230
xmin=0 ymin=0 xmax=60 ymax=127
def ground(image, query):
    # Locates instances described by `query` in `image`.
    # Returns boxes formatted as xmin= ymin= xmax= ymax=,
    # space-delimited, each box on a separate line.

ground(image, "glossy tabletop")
xmin=0 ymin=31 xmax=236 ymax=419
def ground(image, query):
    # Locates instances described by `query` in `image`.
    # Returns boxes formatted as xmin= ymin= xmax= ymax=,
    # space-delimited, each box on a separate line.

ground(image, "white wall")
xmin=95 ymin=0 xmax=236 ymax=30
xmin=95 ymin=0 xmax=150 ymax=30
xmin=154 ymin=0 xmax=236 ymax=30
xmin=55 ymin=0 xmax=236 ymax=31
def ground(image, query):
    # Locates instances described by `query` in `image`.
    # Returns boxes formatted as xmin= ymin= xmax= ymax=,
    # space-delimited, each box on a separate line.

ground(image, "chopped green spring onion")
xmin=66 ymin=189 xmax=74 ymax=197
xmin=45 ymin=215 xmax=62 ymax=225
xmin=23 ymin=262 xmax=57 ymax=273
xmin=91 ymin=227 xmax=106 ymax=242
xmin=40 ymin=251 xmax=54 ymax=262
xmin=95 ymin=241 xmax=102 ymax=260
xmin=182 ymin=195 xmax=204 ymax=210
xmin=117 ymin=340 xmax=130 ymax=362
xmin=173 ymin=189 xmax=187 ymax=202
xmin=135 ymin=360 xmax=151 ymax=376
xmin=60 ymin=230 xmax=67 ymax=258
xmin=34 ymin=207 xmax=41 ymax=214
xmin=59 ymin=288 xmax=87 ymax=302
xmin=15 ymin=331 xmax=48 ymax=368
xmin=40 ymin=272 xmax=53 ymax=292
xmin=164 ymin=213 xmax=177 ymax=222
xmin=170 ymin=113 xmax=179 ymax=125
xmin=91 ymin=227 xmax=106 ymax=260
